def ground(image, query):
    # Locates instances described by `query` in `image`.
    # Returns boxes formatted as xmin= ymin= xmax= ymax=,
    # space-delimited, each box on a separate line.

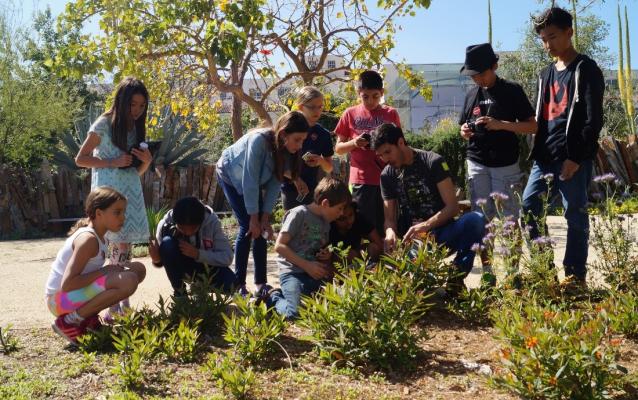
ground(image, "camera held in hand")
xmin=466 ymin=120 xmax=486 ymax=135
xmin=359 ymin=132 xmax=372 ymax=149
xmin=119 ymin=140 xmax=162 ymax=169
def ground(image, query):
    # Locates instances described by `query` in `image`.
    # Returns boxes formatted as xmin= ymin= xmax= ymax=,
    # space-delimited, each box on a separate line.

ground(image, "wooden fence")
xmin=0 ymin=162 xmax=225 ymax=238
xmin=1 ymin=135 xmax=633 ymax=239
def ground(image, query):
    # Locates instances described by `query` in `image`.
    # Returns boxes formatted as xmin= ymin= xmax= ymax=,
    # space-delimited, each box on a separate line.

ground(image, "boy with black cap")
xmin=522 ymin=7 xmax=604 ymax=290
xmin=458 ymin=42 xmax=537 ymax=274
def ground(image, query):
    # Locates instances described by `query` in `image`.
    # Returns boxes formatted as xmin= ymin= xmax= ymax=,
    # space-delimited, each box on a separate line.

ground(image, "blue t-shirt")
xmin=282 ymin=123 xmax=334 ymax=194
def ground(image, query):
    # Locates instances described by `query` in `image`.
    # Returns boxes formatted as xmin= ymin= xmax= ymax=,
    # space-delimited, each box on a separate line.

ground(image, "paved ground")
xmin=0 ymin=216 xmax=624 ymax=329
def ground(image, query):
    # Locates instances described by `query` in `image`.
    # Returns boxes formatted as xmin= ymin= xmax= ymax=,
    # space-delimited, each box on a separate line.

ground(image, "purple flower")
xmin=542 ymin=173 xmax=554 ymax=183
xmin=490 ymin=191 xmax=510 ymax=202
xmin=503 ymin=220 xmax=517 ymax=230
xmin=471 ymin=243 xmax=483 ymax=252
xmin=485 ymin=222 xmax=495 ymax=230
xmin=475 ymin=198 xmax=488 ymax=207
xmin=495 ymin=246 xmax=511 ymax=257
xmin=532 ymin=236 xmax=555 ymax=246
xmin=592 ymin=192 xmax=603 ymax=201
xmin=593 ymin=173 xmax=616 ymax=184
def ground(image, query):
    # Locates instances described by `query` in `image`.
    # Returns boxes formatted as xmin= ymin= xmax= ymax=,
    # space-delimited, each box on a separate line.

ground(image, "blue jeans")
xmin=432 ymin=211 xmax=486 ymax=275
xmin=159 ymin=236 xmax=236 ymax=295
xmin=521 ymin=159 xmax=593 ymax=279
xmin=268 ymin=272 xmax=323 ymax=320
xmin=217 ymin=175 xmax=268 ymax=287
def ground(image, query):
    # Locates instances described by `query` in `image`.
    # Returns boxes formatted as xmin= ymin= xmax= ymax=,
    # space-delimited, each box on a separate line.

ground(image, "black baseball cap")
xmin=460 ymin=43 xmax=499 ymax=76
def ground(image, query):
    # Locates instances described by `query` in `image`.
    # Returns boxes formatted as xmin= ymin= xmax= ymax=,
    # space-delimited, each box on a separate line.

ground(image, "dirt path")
xmin=0 ymin=216 xmax=619 ymax=329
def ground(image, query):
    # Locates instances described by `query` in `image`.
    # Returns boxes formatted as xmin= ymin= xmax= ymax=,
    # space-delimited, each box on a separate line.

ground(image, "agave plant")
xmin=52 ymin=104 xmax=103 ymax=169
xmin=146 ymin=205 xmax=169 ymax=238
xmin=151 ymin=108 xmax=208 ymax=168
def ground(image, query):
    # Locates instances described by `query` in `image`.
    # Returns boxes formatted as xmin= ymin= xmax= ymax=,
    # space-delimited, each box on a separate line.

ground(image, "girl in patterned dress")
xmin=75 ymin=77 xmax=152 ymax=316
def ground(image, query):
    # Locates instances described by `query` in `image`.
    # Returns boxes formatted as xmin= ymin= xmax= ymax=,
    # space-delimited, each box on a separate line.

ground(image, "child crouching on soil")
xmin=265 ymin=177 xmax=351 ymax=320
xmin=44 ymin=186 xmax=146 ymax=344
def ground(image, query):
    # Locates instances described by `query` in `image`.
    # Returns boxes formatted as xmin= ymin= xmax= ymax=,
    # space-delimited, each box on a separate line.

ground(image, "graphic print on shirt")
xmin=397 ymin=170 xmax=437 ymax=226
xmin=298 ymin=221 xmax=327 ymax=261
xmin=353 ymin=115 xmax=386 ymax=136
xmin=543 ymin=81 xmax=569 ymax=121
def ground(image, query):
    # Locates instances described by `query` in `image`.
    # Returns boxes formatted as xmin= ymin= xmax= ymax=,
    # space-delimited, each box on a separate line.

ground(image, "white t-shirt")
xmin=45 ymin=227 xmax=108 ymax=295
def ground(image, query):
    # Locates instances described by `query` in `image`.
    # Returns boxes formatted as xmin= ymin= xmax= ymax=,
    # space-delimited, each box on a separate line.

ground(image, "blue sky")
xmin=16 ymin=0 xmax=638 ymax=68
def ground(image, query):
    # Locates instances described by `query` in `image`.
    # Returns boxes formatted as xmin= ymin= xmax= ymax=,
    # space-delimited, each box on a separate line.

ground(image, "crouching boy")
xmin=149 ymin=197 xmax=236 ymax=296
xmin=267 ymin=178 xmax=351 ymax=319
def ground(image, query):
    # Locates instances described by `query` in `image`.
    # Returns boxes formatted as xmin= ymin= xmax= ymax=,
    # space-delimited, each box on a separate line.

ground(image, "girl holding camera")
xmin=75 ymin=77 xmax=152 ymax=317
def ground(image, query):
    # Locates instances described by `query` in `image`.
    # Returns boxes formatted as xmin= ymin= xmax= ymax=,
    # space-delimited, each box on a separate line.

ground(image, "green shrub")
xmin=77 ymin=324 xmax=115 ymax=354
xmin=590 ymin=177 xmax=638 ymax=293
xmin=205 ymin=352 xmax=256 ymax=400
xmin=600 ymin=291 xmax=638 ymax=339
xmin=299 ymin=254 xmax=430 ymax=370
xmin=161 ymin=319 xmax=201 ymax=363
xmin=447 ymin=286 xmax=497 ymax=325
xmin=157 ymin=272 xmax=232 ymax=335
xmin=406 ymin=118 xmax=467 ymax=188
xmin=0 ymin=324 xmax=19 ymax=354
xmin=491 ymin=298 xmax=628 ymax=399
xmin=222 ymin=296 xmax=287 ymax=365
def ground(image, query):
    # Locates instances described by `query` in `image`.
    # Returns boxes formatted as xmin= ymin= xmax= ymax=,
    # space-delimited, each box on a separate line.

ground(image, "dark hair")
xmin=534 ymin=7 xmax=573 ymax=34
xmin=173 ymin=197 xmax=206 ymax=225
xmin=264 ymin=110 xmax=309 ymax=181
xmin=69 ymin=186 xmax=127 ymax=235
xmin=371 ymin=123 xmax=404 ymax=150
xmin=314 ymin=177 xmax=351 ymax=206
xmin=105 ymin=77 xmax=149 ymax=152
xmin=358 ymin=70 xmax=384 ymax=91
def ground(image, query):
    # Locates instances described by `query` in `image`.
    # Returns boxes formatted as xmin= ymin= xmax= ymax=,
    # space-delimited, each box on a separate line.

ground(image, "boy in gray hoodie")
xmin=149 ymin=197 xmax=235 ymax=296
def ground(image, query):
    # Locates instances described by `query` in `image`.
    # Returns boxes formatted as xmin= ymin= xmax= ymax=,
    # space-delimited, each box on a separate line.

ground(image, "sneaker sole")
xmin=51 ymin=323 xmax=79 ymax=347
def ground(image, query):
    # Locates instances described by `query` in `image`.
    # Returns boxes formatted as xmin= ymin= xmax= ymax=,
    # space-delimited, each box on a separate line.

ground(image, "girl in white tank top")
xmin=45 ymin=187 xmax=146 ymax=345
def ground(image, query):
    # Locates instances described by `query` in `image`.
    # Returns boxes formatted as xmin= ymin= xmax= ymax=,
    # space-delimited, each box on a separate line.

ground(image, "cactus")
xmin=624 ymin=6 xmax=635 ymax=135
xmin=487 ymin=0 xmax=492 ymax=45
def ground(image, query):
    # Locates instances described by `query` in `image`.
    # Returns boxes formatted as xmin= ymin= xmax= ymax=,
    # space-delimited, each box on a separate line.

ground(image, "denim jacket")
xmin=216 ymin=129 xmax=281 ymax=215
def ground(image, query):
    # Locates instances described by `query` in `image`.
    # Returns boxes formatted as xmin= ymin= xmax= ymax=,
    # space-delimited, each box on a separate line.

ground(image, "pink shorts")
xmin=46 ymin=275 xmax=108 ymax=317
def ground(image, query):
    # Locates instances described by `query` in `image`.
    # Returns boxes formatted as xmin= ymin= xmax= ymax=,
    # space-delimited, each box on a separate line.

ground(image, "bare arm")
xmin=477 ymin=116 xmax=537 ymax=135
xmin=60 ymin=233 xmax=106 ymax=292
xmin=75 ymin=132 xmax=133 ymax=169
xmin=383 ymin=198 xmax=399 ymax=251
xmin=404 ymin=178 xmax=460 ymax=241
xmin=275 ymin=232 xmax=330 ymax=280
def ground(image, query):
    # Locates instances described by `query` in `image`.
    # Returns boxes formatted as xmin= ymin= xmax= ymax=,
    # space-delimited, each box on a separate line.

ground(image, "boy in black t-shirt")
xmin=329 ymin=202 xmax=383 ymax=263
xmin=372 ymin=123 xmax=486 ymax=292
xmin=459 ymin=43 xmax=537 ymax=221
xmin=522 ymin=8 xmax=604 ymax=289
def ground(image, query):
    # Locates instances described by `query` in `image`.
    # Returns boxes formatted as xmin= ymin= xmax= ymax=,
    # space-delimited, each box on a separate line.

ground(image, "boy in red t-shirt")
xmin=334 ymin=70 xmax=401 ymax=235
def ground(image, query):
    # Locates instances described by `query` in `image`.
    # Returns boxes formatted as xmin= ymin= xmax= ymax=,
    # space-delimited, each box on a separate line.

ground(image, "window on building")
xmin=327 ymin=60 xmax=336 ymax=69
xmin=278 ymin=86 xmax=290 ymax=98
xmin=249 ymin=88 xmax=262 ymax=100
xmin=219 ymin=92 xmax=228 ymax=100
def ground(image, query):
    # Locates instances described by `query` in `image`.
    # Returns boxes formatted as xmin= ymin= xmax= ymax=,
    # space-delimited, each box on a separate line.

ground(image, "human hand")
xmin=131 ymin=147 xmax=152 ymax=165
xmin=148 ymin=238 xmax=160 ymax=264
xmin=247 ymin=216 xmax=262 ymax=239
xmin=303 ymin=153 xmax=322 ymax=167
xmin=261 ymin=221 xmax=274 ymax=240
xmin=178 ymin=240 xmax=199 ymax=259
xmin=460 ymin=123 xmax=473 ymax=140
xmin=384 ymin=228 xmax=398 ymax=253
xmin=403 ymin=221 xmax=429 ymax=243
xmin=353 ymin=135 xmax=369 ymax=149
xmin=293 ymin=178 xmax=309 ymax=198
xmin=315 ymin=247 xmax=332 ymax=263
xmin=560 ymin=159 xmax=580 ymax=181
xmin=475 ymin=116 xmax=503 ymax=131
xmin=111 ymin=154 xmax=133 ymax=168
xmin=304 ymin=261 xmax=331 ymax=280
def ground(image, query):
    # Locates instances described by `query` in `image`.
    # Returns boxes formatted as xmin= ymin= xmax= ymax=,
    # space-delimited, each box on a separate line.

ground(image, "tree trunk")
xmin=231 ymin=94 xmax=243 ymax=141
